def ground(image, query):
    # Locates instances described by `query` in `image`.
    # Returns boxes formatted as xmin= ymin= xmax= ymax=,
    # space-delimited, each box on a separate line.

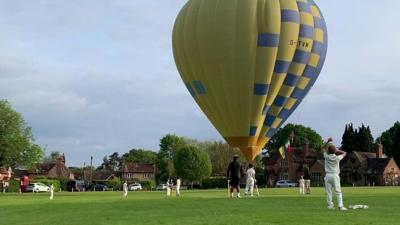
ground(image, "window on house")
xmin=280 ymin=173 xmax=289 ymax=180
xmin=280 ymin=161 xmax=289 ymax=168
xmin=311 ymin=172 xmax=321 ymax=182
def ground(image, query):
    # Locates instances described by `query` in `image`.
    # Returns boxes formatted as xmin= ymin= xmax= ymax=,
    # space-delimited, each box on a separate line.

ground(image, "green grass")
xmin=1 ymin=187 xmax=399 ymax=225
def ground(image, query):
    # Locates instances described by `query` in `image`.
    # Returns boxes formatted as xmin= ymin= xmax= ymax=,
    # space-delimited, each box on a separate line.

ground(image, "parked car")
xmin=275 ymin=180 xmax=298 ymax=188
xmin=128 ymin=183 xmax=142 ymax=191
xmin=26 ymin=183 xmax=50 ymax=192
xmin=156 ymin=184 xmax=168 ymax=190
xmin=67 ymin=180 xmax=85 ymax=192
xmin=93 ymin=184 xmax=109 ymax=191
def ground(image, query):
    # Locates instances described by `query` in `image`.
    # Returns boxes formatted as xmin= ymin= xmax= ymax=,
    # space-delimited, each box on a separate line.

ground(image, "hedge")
xmin=202 ymin=177 xmax=228 ymax=189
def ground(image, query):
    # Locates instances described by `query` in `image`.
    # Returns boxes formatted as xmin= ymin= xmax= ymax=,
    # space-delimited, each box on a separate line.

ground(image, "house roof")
xmin=367 ymin=158 xmax=391 ymax=174
xmin=36 ymin=163 xmax=56 ymax=173
xmin=263 ymin=147 xmax=318 ymax=165
xmin=0 ymin=167 xmax=8 ymax=174
xmin=122 ymin=163 xmax=155 ymax=173
xmin=353 ymin=151 xmax=387 ymax=162
xmin=92 ymin=170 xmax=116 ymax=180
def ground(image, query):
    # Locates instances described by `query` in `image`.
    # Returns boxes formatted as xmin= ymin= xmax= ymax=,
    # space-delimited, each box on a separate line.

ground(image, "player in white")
xmin=244 ymin=163 xmax=256 ymax=197
xmin=323 ymin=138 xmax=347 ymax=211
xmin=176 ymin=177 xmax=181 ymax=197
xmin=50 ymin=184 xmax=54 ymax=200
xmin=123 ymin=181 xmax=128 ymax=198
xmin=299 ymin=176 xmax=305 ymax=195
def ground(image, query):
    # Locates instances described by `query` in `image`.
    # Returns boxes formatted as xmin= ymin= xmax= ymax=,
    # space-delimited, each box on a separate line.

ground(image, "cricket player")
xmin=123 ymin=181 xmax=128 ymax=198
xmin=50 ymin=184 xmax=54 ymax=200
xmin=244 ymin=163 xmax=256 ymax=196
xmin=323 ymin=138 xmax=347 ymax=210
xmin=299 ymin=176 xmax=305 ymax=195
xmin=226 ymin=155 xmax=243 ymax=198
xmin=176 ymin=177 xmax=181 ymax=197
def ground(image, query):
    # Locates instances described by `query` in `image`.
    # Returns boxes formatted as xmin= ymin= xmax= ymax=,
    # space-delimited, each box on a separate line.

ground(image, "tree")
xmin=356 ymin=124 xmax=374 ymax=152
xmin=341 ymin=124 xmax=357 ymax=153
xmin=42 ymin=151 xmax=62 ymax=164
xmin=0 ymin=100 xmax=43 ymax=168
xmin=341 ymin=123 xmax=374 ymax=153
xmin=122 ymin=149 xmax=157 ymax=164
xmin=379 ymin=122 xmax=400 ymax=165
xmin=173 ymin=146 xmax=212 ymax=186
xmin=100 ymin=152 xmax=122 ymax=171
xmin=155 ymin=134 xmax=186 ymax=182
xmin=203 ymin=141 xmax=244 ymax=176
xmin=266 ymin=123 xmax=323 ymax=152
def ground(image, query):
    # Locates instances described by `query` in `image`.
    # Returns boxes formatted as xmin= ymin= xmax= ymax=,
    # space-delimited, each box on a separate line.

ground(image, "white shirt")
xmin=246 ymin=168 xmax=256 ymax=180
xmin=324 ymin=152 xmax=344 ymax=174
xmin=123 ymin=183 xmax=128 ymax=191
xmin=176 ymin=179 xmax=181 ymax=187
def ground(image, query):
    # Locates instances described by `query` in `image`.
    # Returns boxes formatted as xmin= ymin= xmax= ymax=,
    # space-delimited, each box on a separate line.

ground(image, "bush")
xmin=2 ymin=179 xmax=20 ymax=193
xmin=58 ymin=178 xmax=69 ymax=191
xmin=105 ymin=177 xmax=121 ymax=190
xmin=140 ymin=180 xmax=156 ymax=190
xmin=202 ymin=177 xmax=228 ymax=189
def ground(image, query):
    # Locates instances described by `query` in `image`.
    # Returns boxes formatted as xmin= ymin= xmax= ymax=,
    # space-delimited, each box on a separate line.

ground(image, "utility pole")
xmin=90 ymin=156 xmax=93 ymax=186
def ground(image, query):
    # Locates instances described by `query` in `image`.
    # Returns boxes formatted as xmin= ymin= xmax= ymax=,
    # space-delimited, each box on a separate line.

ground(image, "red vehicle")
xmin=20 ymin=176 xmax=29 ymax=192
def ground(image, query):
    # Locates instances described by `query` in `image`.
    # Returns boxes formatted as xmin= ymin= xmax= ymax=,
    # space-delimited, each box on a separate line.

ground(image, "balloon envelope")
xmin=172 ymin=0 xmax=327 ymax=161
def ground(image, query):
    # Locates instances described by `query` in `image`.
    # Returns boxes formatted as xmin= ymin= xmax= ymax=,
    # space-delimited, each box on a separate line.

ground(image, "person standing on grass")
xmin=123 ymin=181 xmax=128 ymax=198
xmin=226 ymin=155 xmax=243 ymax=198
xmin=244 ymin=163 xmax=256 ymax=196
xmin=299 ymin=176 xmax=305 ymax=195
xmin=176 ymin=177 xmax=181 ymax=197
xmin=304 ymin=167 xmax=311 ymax=194
xmin=50 ymin=184 xmax=54 ymax=200
xmin=323 ymin=138 xmax=347 ymax=211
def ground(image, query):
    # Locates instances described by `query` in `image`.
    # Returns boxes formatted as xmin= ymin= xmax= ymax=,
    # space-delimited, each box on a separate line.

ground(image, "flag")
xmin=284 ymin=139 xmax=292 ymax=153
xmin=279 ymin=146 xmax=285 ymax=159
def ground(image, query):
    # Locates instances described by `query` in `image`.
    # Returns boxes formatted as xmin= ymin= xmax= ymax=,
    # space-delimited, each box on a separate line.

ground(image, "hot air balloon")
xmin=172 ymin=0 xmax=327 ymax=161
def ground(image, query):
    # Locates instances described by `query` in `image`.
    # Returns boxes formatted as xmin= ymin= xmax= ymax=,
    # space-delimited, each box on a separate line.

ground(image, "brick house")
xmin=309 ymin=160 xmax=325 ymax=186
xmin=120 ymin=163 xmax=155 ymax=182
xmin=341 ymin=144 xmax=399 ymax=186
xmin=264 ymin=142 xmax=318 ymax=186
xmin=33 ymin=154 xmax=74 ymax=179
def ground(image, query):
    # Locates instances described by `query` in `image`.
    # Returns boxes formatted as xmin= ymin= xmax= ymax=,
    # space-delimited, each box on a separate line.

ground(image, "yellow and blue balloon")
xmin=172 ymin=0 xmax=327 ymax=161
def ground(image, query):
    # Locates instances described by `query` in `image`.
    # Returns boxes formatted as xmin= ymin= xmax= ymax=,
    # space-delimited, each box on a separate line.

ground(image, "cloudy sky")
xmin=1 ymin=0 xmax=399 ymax=166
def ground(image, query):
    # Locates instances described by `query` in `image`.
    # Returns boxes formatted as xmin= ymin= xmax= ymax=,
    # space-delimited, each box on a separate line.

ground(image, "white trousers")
xmin=299 ymin=183 xmax=305 ymax=194
xmin=325 ymin=174 xmax=343 ymax=208
xmin=50 ymin=191 xmax=54 ymax=200
xmin=123 ymin=189 xmax=128 ymax=197
xmin=176 ymin=186 xmax=180 ymax=196
xmin=245 ymin=178 xmax=254 ymax=196
xmin=166 ymin=187 xmax=171 ymax=196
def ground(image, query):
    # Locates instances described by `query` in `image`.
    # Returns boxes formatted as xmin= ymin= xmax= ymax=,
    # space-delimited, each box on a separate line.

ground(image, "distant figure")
xmin=299 ymin=176 xmax=305 ymax=195
xmin=323 ymin=138 xmax=347 ymax=211
xmin=166 ymin=179 xmax=171 ymax=197
xmin=303 ymin=167 xmax=311 ymax=194
xmin=123 ymin=181 xmax=128 ymax=198
xmin=244 ymin=163 xmax=256 ymax=196
xmin=176 ymin=177 xmax=181 ymax=197
xmin=226 ymin=155 xmax=243 ymax=198
xmin=50 ymin=184 xmax=54 ymax=200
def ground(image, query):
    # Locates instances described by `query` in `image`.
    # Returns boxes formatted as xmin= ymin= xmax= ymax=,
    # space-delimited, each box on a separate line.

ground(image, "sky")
xmin=1 ymin=0 xmax=400 ymax=167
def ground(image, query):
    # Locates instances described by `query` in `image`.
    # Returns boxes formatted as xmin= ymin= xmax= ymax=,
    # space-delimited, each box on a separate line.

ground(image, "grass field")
xmin=1 ymin=187 xmax=399 ymax=225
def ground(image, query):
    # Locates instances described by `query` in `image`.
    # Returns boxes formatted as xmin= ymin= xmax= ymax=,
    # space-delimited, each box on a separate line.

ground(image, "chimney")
xmin=302 ymin=139 xmax=310 ymax=156
xmin=376 ymin=144 xmax=383 ymax=158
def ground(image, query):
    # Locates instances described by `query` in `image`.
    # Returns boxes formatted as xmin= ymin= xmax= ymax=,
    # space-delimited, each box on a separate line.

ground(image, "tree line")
xmin=1 ymin=99 xmax=400 ymax=179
